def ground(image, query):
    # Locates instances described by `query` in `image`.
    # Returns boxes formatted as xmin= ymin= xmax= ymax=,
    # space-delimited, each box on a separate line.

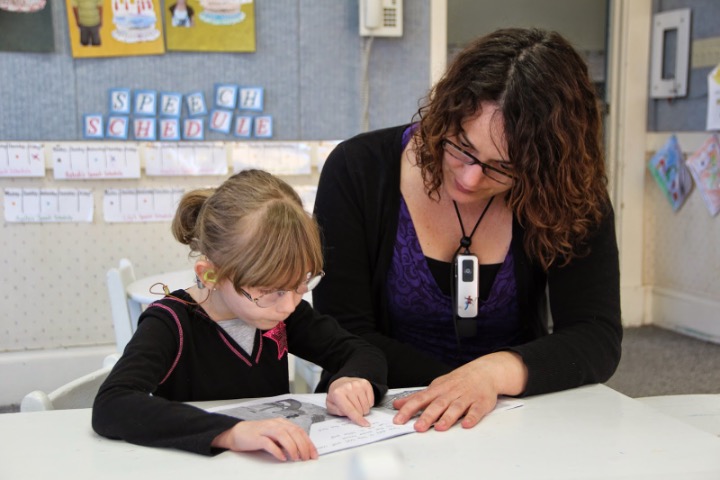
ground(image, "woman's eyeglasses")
xmin=442 ymin=138 xmax=514 ymax=185
xmin=239 ymin=271 xmax=325 ymax=308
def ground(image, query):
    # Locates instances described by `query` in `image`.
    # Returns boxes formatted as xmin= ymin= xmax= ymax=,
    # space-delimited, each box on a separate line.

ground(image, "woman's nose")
xmin=458 ymin=163 xmax=487 ymax=186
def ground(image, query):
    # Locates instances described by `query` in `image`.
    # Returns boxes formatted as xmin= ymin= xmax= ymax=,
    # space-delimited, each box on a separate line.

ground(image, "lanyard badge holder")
xmin=452 ymin=196 xmax=494 ymax=338
xmin=455 ymin=252 xmax=479 ymax=337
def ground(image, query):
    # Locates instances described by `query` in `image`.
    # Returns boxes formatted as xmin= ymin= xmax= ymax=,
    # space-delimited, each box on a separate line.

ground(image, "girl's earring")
xmin=195 ymin=275 xmax=204 ymax=289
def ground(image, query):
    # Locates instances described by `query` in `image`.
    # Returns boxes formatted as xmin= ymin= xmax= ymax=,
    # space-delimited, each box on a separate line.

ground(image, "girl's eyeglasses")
xmin=239 ymin=271 xmax=325 ymax=308
xmin=442 ymin=138 xmax=514 ymax=185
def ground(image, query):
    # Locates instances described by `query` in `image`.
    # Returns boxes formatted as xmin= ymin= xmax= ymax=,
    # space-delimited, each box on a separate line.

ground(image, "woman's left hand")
xmin=392 ymin=351 xmax=527 ymax=432
xmin=326 ymin=377 xmax=374 ymax=427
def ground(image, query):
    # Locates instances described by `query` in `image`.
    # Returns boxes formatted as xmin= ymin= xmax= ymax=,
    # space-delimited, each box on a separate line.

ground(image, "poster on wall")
xmin=164 ymin=0 xmax=255 ymax=52
xmin=0 ymin=0 xmax=54 ymax=53
xmin=65 ymin=0 xmax=165 ymax=58
xmin=707 ymin=64 xmax=720 ymax=131
xmin=647 ymin=134 xmax=693 ymax=212
xmin=685 ymin=134 xmax=720 ymax=217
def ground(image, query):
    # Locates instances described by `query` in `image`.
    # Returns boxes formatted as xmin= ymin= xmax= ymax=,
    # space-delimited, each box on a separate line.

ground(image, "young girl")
xmin=92 ymin=170 xmax=388 ymax=461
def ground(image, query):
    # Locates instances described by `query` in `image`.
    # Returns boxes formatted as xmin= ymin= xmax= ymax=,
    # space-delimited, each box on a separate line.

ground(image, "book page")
xmin=207 ymin=389 xmax=522 ymax=455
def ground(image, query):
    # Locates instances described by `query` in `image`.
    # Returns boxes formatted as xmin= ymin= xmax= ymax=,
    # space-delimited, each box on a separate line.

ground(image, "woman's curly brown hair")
xmin=414 ymin=28 xmax=609 ymax=270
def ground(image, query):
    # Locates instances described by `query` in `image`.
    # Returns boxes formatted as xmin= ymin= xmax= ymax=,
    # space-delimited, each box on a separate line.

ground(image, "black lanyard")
xmin=452 ymin=195 xmax=494 ymax=256
xmin=451 ymin=195 xmax=494 ymax=343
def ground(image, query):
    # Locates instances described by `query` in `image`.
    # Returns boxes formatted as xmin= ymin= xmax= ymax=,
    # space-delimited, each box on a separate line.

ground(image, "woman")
xmin=312 ymin=28 xmax=621 ymax=433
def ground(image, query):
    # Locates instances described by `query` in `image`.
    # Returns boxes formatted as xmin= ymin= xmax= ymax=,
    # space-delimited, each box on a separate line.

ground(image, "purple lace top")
xmin=385 ymin=126 xmax=523 ymax=367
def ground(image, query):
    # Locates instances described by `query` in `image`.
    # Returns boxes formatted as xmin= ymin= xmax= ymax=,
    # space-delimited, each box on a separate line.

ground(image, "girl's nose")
xmin=276 ymin=290 xmax=302 ymax=314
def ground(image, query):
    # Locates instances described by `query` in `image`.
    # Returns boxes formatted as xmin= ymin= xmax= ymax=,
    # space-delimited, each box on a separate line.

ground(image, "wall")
xmin=447 ymin=0 xmax=608 ymax=52
xmin=644 ymin=133 xmax=720 ymax=343
xmin=643 ymin=0 xmax=720 ymax=342
xmin=0 ymin=1 xmax=431 ymax=140
xmin=0 ymin=0 xmax=433 ymax=404
xmin=647 ymin=0 xmax=719 ymax=131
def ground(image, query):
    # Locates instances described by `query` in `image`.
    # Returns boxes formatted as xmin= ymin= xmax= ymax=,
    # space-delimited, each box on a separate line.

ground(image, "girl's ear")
xmin=194 ymin=259 xmax=217 ymax=289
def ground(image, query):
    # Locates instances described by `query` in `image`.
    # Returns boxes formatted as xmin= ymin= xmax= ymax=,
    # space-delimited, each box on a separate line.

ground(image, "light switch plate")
xmin=650 ymin=8 xmax=691 ymax=98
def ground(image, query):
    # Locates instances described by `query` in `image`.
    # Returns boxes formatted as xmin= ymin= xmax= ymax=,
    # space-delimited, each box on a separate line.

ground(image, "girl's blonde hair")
xmin=171 ymin=169 xmax=323 ymax=290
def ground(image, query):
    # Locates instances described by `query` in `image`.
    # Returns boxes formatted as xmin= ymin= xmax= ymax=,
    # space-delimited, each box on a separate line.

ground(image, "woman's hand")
xmin=326 ymin=377 xmax=374 ymax=427
xmin=211 ymin=418 xmax=318 ymax=462
xmin=392 ymin=351 xmax=528 ymax=432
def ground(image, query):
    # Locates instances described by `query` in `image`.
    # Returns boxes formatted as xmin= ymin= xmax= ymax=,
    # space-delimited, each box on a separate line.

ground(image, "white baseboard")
xmin=621 ymin=284 xmax=649 ymax=327
xmin=648 ymin=287 xmax=720 ymax=345
xmin=0 ymin=345 xmax=117 ymax=406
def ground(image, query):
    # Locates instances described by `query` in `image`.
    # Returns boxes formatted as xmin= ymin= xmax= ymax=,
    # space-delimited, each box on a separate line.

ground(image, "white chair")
xmin=293 ymin=292 xmax=324 ymax=393
xmin=20 ymin=354 xmax=119 ymax=412
xmin=293 ymin=356 xmax=323 ymax=393
xmin=106 ymin=258 xmax=143 ymax=353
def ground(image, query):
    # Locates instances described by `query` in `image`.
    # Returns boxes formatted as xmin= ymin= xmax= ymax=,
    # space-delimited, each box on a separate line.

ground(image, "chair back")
xmin=106 ymin=258 xmax=140 ymax=352
xmin=20 ymin=355 xmax=119 ymax=412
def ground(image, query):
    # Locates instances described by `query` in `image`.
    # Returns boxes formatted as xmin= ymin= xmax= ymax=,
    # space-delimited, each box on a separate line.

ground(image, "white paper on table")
xmin=707 ymin=64 xmax=720 ymax=131
xmin=208 ymin=393 xmax=415 ymax=456
xmin=206 ymin=390 xmax=523 ymax=456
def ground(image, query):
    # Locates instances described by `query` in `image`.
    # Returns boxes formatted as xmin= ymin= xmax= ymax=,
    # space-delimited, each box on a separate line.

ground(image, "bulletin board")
xmin=0 ymin=0 xmax=433 ymax=355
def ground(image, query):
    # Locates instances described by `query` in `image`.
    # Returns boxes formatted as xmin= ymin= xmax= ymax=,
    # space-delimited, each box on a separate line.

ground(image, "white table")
xmin=1 ymin=385 xmax=719 ymax=479
xmin=637 ymin=394 xmax=720 ymax=436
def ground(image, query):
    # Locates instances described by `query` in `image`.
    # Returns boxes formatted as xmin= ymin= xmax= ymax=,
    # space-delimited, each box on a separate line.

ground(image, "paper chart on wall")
xmin=0 ymin=142 xmax=45 ymax=177
xmin=52 ymin=143 xmax=140 ymax=179
xmin=232 ymin=142 xmax=312 ymax=175
xmin=293 ymin=185 xmax=317 ymax=213
xmin=144 ymin=142 xmax=228 ymax=176
xmin=315 ymin=140 xmax=341 ymax=172
xmin=3 ymin=188 xmax=94 ymax=223
xmin=103 ymin=188 xmax=185 ymax=223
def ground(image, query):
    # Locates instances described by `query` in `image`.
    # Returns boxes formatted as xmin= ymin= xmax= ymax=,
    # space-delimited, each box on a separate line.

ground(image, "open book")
xmin=207 ymin=388 xmax=523 ymax=455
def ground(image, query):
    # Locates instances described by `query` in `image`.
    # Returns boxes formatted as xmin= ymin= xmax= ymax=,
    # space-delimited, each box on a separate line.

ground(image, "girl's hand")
xmin=211 ymin=418 xmax=318 ymax=461
xmin=326 ymin=377 xmax=374 ymax=427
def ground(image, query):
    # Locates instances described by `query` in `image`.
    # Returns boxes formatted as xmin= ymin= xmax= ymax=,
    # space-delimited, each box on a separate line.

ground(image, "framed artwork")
xmin=65 ymin=0 xmax=165 ymax=58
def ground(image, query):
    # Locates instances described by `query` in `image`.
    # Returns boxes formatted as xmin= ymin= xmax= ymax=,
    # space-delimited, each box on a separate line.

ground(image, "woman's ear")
xmin=194 ymin=260 xmax=217 ymax=289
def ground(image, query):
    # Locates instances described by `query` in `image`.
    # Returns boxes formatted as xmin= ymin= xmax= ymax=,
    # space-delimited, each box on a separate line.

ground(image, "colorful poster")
xmin=685 ymin=135 xmax=720 ymax=217
xmin=164 ymin=0 xmax=255 ymax=52
xmin=0 ymin=0 xmax=54 ymax=53
xmin=65 ymin=0 xmax=165 ymax=58
xmin=648 ymin=134 xmax=693 ymax=212
xmin=707 ymin=64 xmax=720 ymax=131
